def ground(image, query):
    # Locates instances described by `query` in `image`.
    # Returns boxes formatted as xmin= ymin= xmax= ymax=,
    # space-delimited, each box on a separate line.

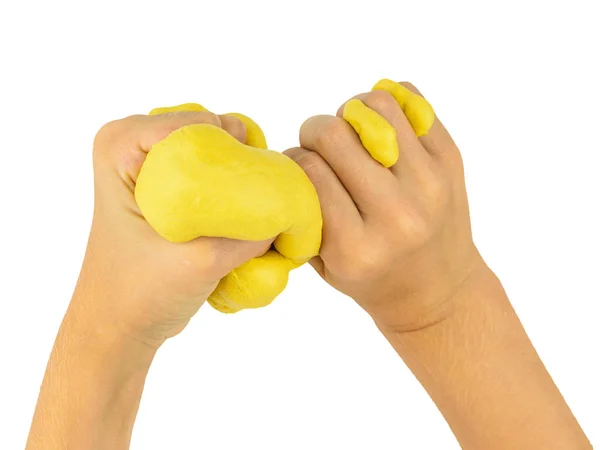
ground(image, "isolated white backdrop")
xmin=1 ymin=1 xmax=598 ymax=448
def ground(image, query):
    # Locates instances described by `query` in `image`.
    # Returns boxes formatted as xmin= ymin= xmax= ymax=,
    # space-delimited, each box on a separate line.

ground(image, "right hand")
xmin=285 ymin=82 xmax=486 ymax=332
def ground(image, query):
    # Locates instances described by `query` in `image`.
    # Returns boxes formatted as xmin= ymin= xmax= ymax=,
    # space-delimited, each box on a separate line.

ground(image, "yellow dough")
xmin=149 ymin=103 xmax=209 ymax=115
xmin=136 ymin=103 xmax=321 ymax=313
xmin=135 ymin=80 xmax=434 ymax=313
xmin=223 ymin=112 xmax=268 ymax=149
xmin=342 ymin=99 xmax=399 ymax=168
xmin=372 ymin=79 xmax=435 ymax=137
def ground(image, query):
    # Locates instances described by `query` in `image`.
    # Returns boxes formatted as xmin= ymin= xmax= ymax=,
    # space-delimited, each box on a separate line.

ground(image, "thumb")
xmin=207 ymin=236 xmax=275 ymax=278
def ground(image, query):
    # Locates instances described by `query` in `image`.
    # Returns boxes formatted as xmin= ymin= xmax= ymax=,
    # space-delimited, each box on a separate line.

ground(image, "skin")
xmin=284 ymin=84 xmax=592 ymax=449
xmin=26 ymin=112 xmax=273 ymax=449
xmin=26 ymin=85 xmax=591 ymax=449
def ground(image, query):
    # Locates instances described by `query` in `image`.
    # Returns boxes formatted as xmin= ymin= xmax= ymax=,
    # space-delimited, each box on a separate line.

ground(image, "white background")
xmin=1 ymin=0 xmax=598 ymax=448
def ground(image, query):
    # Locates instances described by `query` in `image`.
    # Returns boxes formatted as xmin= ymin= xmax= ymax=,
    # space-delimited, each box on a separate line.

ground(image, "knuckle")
xmin=182 ymin=241 xmax=221 ymax=277
xmin=201 ymin=248 xmax=222 ymax=277
xmin=172 ymin=110 xmax=219 ymax=126
xmin=297 ymin=151 xmax=327 ymax=180
xmin=364 ymin=90 xmax=397 ymax=113
xmin=297 ymin=148 xmax=323 ymax=166
xmin=421 ymin=170 xmax=448 ymax=205
xmin=300 ymin=152 xmax=330 ymax=185
xmin=398 ymin=81 xmax=421 ymax=95
xmin=447 ymin=147 xmax=466 ymax=175
xmin=93 ymin=115 xmax=139 ymax=159
xmin=315 ymin=117 xmax=349 ymax=149
xmin=334 ymin=243 xmax=386 ymax=281
xmin=396 ymin=208 xmax=431 ymax=248
xmin=93 ymin=119 xmax=120 ymax=150
xmin=94 ymin=115 xmax=137 ymax=145
xmin=382 ymin=197 xmax=432 ymax=248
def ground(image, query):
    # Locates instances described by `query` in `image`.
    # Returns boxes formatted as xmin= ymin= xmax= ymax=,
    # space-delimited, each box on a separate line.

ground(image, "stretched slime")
xmin=135 ymin=79 xmax=434 ymax=313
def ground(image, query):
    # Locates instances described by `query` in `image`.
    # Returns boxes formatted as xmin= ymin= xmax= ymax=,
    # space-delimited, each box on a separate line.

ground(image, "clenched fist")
xmin=285 ymin=83 xmax=481 ymax=332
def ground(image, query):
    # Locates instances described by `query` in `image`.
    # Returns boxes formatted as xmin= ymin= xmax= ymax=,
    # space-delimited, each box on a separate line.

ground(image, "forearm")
xmin=26 ymin=292 xmax=156 ymax=450
xmin=380 ymin=261 xmax=591 ymax=449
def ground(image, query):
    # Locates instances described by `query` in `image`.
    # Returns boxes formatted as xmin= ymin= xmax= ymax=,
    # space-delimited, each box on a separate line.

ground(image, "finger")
xmin=209 ymin=236 xmax=273 ymax=276
xmin=341 ymin=98 xmax=399 ymax=168
xmin=397 ymin=82 xmax=461 ymax=160
xmin=218 ymin=114 xmax=247 ymax=143
xmin=224 ymin=112 xmax=268 ymax=149
xmin=148 ymin=102 xmax=248 ymax=146
xmin=308 ymin=255 xmax=326 ymax=280
xmin=283 ymin=147 xmax=363 ymax=244
xmin=93 ymin=111 xmax=222 ymax=187
xmin=169 ymin=234 xmax=274 ymax=282
xmin=372 ymin=79 xmax=434 ymax=138
xmin=299 ymin=115 xmax=397 ymax=211
xmin=338 ymin=90 xmax=431 ymax=178
xmin=137 ymin=111 xmax=222 ymax=152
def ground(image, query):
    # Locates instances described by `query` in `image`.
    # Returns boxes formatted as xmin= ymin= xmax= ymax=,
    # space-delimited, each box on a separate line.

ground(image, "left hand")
xmin=72 ymin=111 xmax=272 ymax=348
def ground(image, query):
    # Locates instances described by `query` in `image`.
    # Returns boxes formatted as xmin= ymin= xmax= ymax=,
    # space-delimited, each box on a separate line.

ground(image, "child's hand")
xmin=77 ymin=112 xmax=272 ymax=347
xmin=285 ymin=83 xmax=483 ymax=332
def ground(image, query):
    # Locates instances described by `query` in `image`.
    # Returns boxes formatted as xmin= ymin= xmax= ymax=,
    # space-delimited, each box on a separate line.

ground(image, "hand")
xmin=285 ymin=82 xmax=483 ymax=332
xmin=78 ymin=111 xmax=271 ymax=347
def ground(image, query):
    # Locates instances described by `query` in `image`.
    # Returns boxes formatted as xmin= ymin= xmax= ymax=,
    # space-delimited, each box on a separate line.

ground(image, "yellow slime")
xmin=135 ymin=80 xmax=434 ymax=313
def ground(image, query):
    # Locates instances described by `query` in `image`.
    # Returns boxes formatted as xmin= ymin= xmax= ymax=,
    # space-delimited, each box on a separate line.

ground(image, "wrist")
xmin=64 ymin=268 xmax=160 ymax=368
xmin=60 ymin=304 xmax=158 ymax=369
xmin=369 ymin=253 xmax=492 ymax=334
xmin=70 ymin=253 xmax=178 ymax=350
xmin=372 ymin=258 xmax=591 ymax=449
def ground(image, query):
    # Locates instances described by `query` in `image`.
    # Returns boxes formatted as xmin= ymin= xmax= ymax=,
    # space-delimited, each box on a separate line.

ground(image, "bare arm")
xmin=382 ymin=259 xmax=590 ymax=449
xmin=285 ymin=80 xmax=592 ymax=448
xmin=26 ymin=111 xmax=269 ymax=449
xmin=26 ymin=284 xmax=155 ymax=449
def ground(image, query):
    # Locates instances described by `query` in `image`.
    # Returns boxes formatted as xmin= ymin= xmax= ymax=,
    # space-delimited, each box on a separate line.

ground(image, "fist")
xmin=285 ymin=82 xmax=483 ymax=332
xmin=75 ymin=111 xmax=271 ymax=347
